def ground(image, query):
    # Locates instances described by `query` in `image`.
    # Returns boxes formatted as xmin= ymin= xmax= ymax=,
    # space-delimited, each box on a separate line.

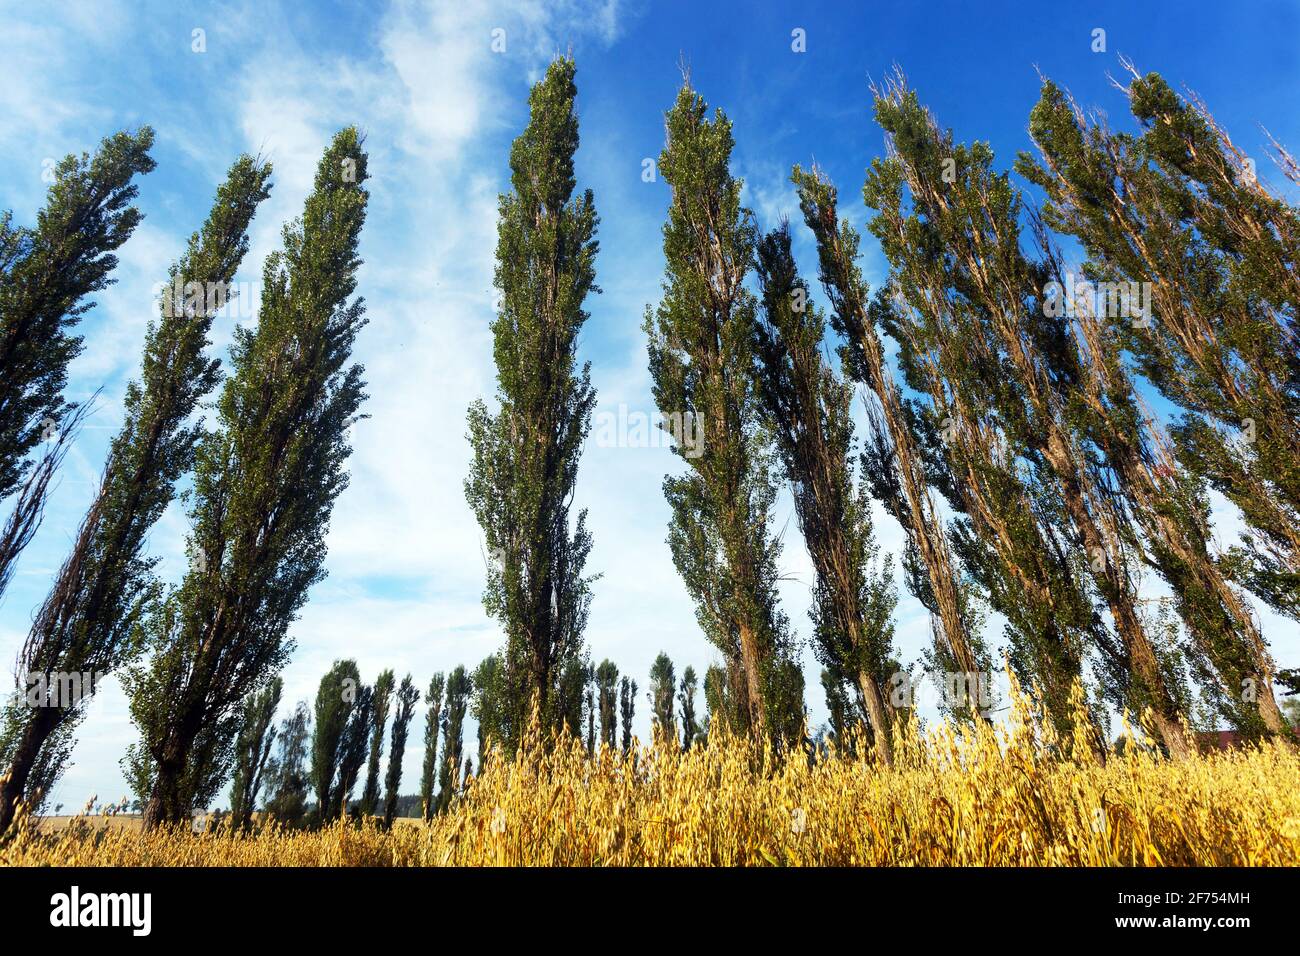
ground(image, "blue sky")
xmin=1 ymin=0 xmax=1297 ymax=809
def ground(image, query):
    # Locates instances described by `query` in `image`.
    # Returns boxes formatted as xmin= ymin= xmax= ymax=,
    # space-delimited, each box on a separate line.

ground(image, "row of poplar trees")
xmin=0 ymin=124 xmax=371 ymax=831
xmin=464 ymin=56 xmax=1297 ymax=771
xmin=1 ymin=54 xmax=1296 ymax=831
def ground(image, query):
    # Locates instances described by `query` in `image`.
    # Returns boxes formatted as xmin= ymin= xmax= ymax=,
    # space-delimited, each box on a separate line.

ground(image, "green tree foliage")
xmin=556 ymin=654 xmax=588 ymax=741
xmin=126 ymin=128 xmax=370 ymax=827
xmin=265 ymin=702 xmax=311 ymax=828
xmin=419 ymin=672 xmax=444 ymax=822
xmin=383 ymin=675 xmax=419 ymax=827
xmin=752 ymin=220 xmax=900 ymax=764
xmin=861 ymin=77 xmax=1192 ymax=751
xmin=334 ymin=682 xmax=373 ymax=819
xmin=471 ymin=653 xmax=510 ymax=767
xmin=619 ymin=676 xmax=637 ymax=754
xmin=677 ymin=665 xmax=699 ymax=749
xmin=437 ymin=666 xmax=471 ymax=813
xmin=1019 ymin=70 xmax=1296 ymax=734
xmin=308 ymin=660 xmax=360 ymax=823
xmin=229 ymin=677 xmax=281 ymax=832
xmin=584 ymin=668 xmax=596 ymax=755
xmin=0 ymin=128 xmax=155 ymax=503
xmin=465 ymin=57 xmax=599 ymax=749
xmin=361 ymin=669 xmax=395 ymax=817
xmin=790 ymin=164 xmax=987 ymax=721
xmin=594 ymin=659 xmax=618 ymax=749
xmin=0 ymin=155 xmax=272 ymax=830
xmin=644 ymin=81 xmax=799 ymax=746
xmin=648 ymin=652 xmax=676 ymax=740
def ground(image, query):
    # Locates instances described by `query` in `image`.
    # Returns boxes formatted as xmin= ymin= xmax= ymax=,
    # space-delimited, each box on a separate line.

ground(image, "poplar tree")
xmin=790 ymin=165 xmax=988 ymax=720
xmin=584 ymin=672 xmax=596 ymax=756
xmin=595 ymin=659 xmax=618 ymax=749
xmin=465 ymin=57 xmax=599 ymax=746
xmin=334 ymin=682 xmax=373 ymax=818
xmin=752 ymin=221 xmax=900 ymax=764
xmin=0 ymin=128 xmax=155 ymax=610
xmin=361 ymin=669 xmax=395 ymax=817
xmin=677 ymin=665 xmax=699 ymax=749
xmin=619 ymin=676 xmax=636 ymax=754
xmin=229 ymin=677 xmax=281 ymax=832
xmin=0 ymin=128 xmax=155 ymax=504
xmin=419 ymin=672 xmax=444 ymax=821
xmin=808 ymin=142 xmax=1104 ymax=745
xmin=0 ymin=155 xmax=272 ymax=831
xmin=648 ymin=652 xmax=676 ymax=740
xmin=126 ymin=128 xmax=370 ymax=828
xmin=864 ymin=77 xmax=1194 ymax=752
xmin=437 ymin=666 xmax=471 ymax=813
xmin=703 ymin=664 xmax=735 ymax=737
xmin=383 ymin=675 xmax=419 ymax=826
xmin=470 ymin=653 xmax=510 ymax=766
xmin=308 ymin=660 xmax=360 ymax=823
xmin=645 ymin=81 xmax=800 ymax=746
xmin=556 ymin=654 xmax=588 ymax=740
xmin=265 ymin=701 xmax=310 ymax=827
xmin=1020 ymin=70 xmax=1294 ymax=734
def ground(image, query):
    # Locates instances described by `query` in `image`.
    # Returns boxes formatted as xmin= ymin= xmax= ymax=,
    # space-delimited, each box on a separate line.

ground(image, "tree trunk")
xmin=736 ymin=621 xmax=767 ymax=742
xmin=0 ymin=705 xmax=61 ymax=834
xmin=856 ymin=670 xmax=894 ymax=767
xmin=142 ymin=731 xmax=191 ymax=831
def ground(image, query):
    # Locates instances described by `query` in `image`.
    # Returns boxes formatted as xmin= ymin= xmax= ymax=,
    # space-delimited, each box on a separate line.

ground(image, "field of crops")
xmin=4 ymin=688 xmax=1298 ymax=867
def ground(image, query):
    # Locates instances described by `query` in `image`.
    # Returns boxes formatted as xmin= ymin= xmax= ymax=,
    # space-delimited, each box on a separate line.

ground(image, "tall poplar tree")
xmin=419 ymin=672 xmax=444 ymax=821
xmin=0 ymin=128 xmax=155 ymax=504
xmin=229 ymin=677 xmax=281 ymax=832
xmin=0 ymin=155 xmax=272 ymax=831
xmin=619 ymin=676 xmax=636 ymax=754
xmin=265 ymin=701 xmax=310 ymax=827
xmin=437 ymin=666 xmax=471 ymax=813
xmin=645 ymin=81 xmax=800 ymax=745
xmin=334 ymin=682 xmax=374 ymax=818
xmin=752 ymin=221 xmax=900 ymax=764
xmin=595 ymin=659 xmax=618 ymax=749
xmin=465 ymin=57 xmax=599 ymax=747
xmin=584 ymin=670 xmax=596 ymax=755
xmin=677 ymin=665 xmax=699 ymax=750
xmin=648 ymin=652 xmax=676 ymax=740
xmin=864 ymin=78 xmax=1194 ymax=752
xmin=470 ymin=653 xmax=510 ymax=766
xmin=361 ymin=669 xmax=395 ymax=817
xmin=126 ymin=128 xmax=370 ymax=827
xmin=790 ymin=165 xmax=988 ymax=720
xmin=307 ymin=659 xmax=360 ymax=823
xmin=383 ymin=675 xmax=419 ymax=826
xmin=1020 ymin=70 xmax=1295 ymax=735
xmin=0 ymin=128 xmax=159 ymax=609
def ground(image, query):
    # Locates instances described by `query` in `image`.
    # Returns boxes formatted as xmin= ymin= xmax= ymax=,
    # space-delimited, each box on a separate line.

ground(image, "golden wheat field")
xmin=4 ymin=686 xmax=1299 ymax=867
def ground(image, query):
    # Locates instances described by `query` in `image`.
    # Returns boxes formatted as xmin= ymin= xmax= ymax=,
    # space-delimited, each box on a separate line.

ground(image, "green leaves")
xmin=466 ymin=56 xmax=599 ymax=748
xmin=647 ymin=81 xmax=800 ymax=746
xmin=129 ymin=128 xmax=371 ymax=826
xmin=0 ymin=127 xmax=156 ymax=501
